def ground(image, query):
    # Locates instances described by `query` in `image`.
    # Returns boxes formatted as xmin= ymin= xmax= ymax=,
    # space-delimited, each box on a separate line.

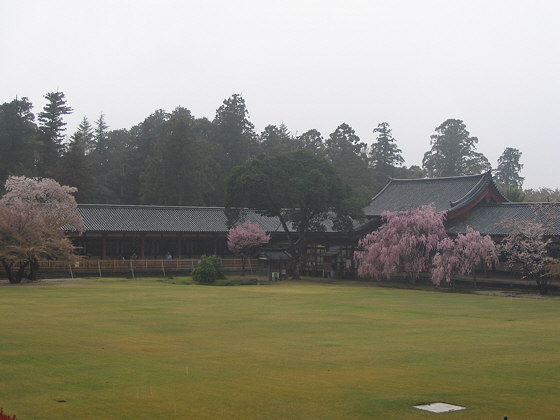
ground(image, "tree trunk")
xmin=1 ymin=259 xmax=17 ymax=284
xmin=536 ymin=279 xmax=548 ymax=295
xmin=28 ymin=257 xmax=39 ymax=281
xmin=15 ymin=260 xmax=29 ymax=283
xmin=277 ymin=214 xmax=300 ymax=280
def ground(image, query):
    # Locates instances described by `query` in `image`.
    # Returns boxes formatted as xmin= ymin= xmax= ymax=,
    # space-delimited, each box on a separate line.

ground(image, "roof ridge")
xmin=389 ymin=173 xmax=486 ymax=183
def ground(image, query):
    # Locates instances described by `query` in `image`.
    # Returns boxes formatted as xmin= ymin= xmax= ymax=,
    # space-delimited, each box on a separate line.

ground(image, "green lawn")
xmin=0 ymin=278 xmax=559 ymax=419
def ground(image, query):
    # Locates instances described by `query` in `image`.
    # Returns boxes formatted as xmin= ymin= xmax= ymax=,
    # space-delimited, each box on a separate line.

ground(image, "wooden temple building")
xmin=72 ymin=172 xmax=560 ymax=268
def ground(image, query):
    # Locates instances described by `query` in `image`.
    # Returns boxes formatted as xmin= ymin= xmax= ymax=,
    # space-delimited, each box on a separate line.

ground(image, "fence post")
xmin=162 ymin=261 xmax=166 ymax=278
xmin=98 ymin=260 xmax=102 ymax=278
xmin=130 ymin=261 xmax=135 ymax=278
xmin=69 ymin=264 xmax=74 ymax=280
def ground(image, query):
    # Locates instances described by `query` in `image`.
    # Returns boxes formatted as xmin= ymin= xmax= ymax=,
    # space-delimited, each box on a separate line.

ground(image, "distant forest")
xmin=1 ymin=92 xmax=557 ymax=206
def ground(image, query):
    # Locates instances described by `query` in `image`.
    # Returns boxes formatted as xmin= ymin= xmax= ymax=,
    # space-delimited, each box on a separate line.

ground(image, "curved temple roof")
xmin=363 ymin=172 xmax=506 ymax=217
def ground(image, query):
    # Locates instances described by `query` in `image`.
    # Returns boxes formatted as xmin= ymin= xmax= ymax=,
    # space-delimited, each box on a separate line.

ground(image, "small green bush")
xmin=192 ymin=255 xmax=225 ymax=284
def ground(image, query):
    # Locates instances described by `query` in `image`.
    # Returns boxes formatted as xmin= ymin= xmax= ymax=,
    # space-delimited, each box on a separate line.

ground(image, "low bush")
xmin=192 ymin=255 xmax=225 ymax=284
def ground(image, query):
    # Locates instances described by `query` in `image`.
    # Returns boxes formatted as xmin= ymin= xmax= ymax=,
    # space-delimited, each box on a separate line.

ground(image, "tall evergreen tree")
xmin=369 ymin=122 xmax=404 ymax=173
xmin=325 ymin=123 xmax=375 ymax=195
xmin=210 ymin=94 xmax=257 ymax=204
xmin=96 ymin=129 xmax=134 ymax=203
xmin=139 ymin=107 xmax=215 ymax=205
xmin=122 ymin=109 xmax=169 ymax=203
xmin=0 ymin=97 xmax=39 ymax=184
xmin=259 ymin=123 xmax=296 ymax=156
xmin=58 ymin=118 xmax=96 ymax=202
xmin=93 ymin=113 xmax=108 ymax=152
xmin=213 ymin=94 xmax=256 ymax=166
xmin=495 ymin=147 xmax=524 ymax=189
xmin=422 ymin=119 xmax=490 ymax=177
xmin=89 ymin=113 xmax=111 ymax=200
xmin=71 ymin=117 xmax=95 ymax=155
xmin=37 ymin=91 xmax=73 ymax=178
xmin=295 ymin=128 xmax=325 ymax=156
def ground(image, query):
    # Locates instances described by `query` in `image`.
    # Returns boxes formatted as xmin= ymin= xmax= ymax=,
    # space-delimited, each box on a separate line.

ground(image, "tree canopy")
xmin=0 ymin=176 xmax=84 ymax=283
xmin=422 ymin=119 xmax=491 ymax=177
xmin=495 ymin=147 xmax=524 ymax=189
xmin=0 ymin=97 xmax=39 ymax=185
xmin=225 ymin=150 xmax=363 ymax=278
xmin=3 ymin=92 xmax=547 ymax=209
xmin=369 ymin=122 xmax=404 ymax=174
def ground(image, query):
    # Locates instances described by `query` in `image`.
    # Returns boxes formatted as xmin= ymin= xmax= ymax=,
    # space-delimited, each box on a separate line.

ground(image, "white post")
xmin=130 ymin=261 xmax=135 ymax=278
xmin=98 ymin=260 xmax=102 ymax=278
xmin=162 ymin=261 xmax=166 ymax=278
xmin=69 ymin=264 xmax=74 ymax=279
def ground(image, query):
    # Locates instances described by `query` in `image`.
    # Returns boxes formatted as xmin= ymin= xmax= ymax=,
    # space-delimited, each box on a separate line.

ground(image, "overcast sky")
xmin=2 ymin=0 xmax=559 ymax=188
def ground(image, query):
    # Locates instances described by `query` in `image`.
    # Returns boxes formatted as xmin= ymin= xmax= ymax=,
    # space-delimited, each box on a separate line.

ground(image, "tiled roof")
xmin=77 ymin=204 xmax=285 ymax=233
xmin=363 ymin=172 xmax=504 ymax=217
xmin=76 ymin=204 xmax=345 ymax=234
xmin=446 ymin=203 xmax=560 ymax=236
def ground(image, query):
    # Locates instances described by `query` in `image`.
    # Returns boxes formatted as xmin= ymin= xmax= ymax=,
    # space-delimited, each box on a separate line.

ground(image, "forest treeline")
xmin=1 ymin=91 xmax=555 ymax=206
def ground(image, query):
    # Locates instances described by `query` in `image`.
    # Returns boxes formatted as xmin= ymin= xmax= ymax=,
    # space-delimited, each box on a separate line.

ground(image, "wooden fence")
xmin=37 ymin=258 xmax=259 ymax=278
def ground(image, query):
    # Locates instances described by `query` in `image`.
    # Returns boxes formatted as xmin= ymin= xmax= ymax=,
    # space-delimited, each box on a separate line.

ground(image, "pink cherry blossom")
xmin=227 ymin=221 xmax=271 ymax=275
xmin=0 ymin=176 xmax=84 ymax=283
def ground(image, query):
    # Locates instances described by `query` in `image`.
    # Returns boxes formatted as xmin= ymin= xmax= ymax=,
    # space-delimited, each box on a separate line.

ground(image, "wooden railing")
xmin=37 ymin=258 xmax=259 ymax=277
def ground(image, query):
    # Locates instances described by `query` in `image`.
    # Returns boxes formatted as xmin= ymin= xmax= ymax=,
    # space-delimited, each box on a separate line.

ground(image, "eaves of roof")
xmin=446 ymin=202 xmax=560 ymax=236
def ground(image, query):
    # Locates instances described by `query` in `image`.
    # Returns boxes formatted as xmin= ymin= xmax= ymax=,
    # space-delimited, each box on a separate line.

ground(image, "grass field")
xmin=0 ymin=278 xmax=559 ymax=419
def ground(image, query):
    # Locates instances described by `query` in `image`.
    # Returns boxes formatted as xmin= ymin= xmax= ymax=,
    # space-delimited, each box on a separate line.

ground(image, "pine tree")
xmin=37 ymin=91 xmax=73 ymax=177
xmin=58 ymin=117 xmax=95 ymax=202
xmin=210 ymin=94 xmax=256 ymax=204
xmin=369 ymin=122 xmax=404 ymax=174
xmin=325 ymin=123 xmax=374 ymax=194
xmin=259 ymin=123 xmax=296 ymax=156
xmin=495 ymin=147 xmax=524 ymax=189
xmin=422 ymin=119 xmax=490 ymax=177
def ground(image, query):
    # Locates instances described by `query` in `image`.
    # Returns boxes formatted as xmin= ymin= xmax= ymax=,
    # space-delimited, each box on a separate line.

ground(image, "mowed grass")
xmin=0 ymin=278 xmax=559 ymax=419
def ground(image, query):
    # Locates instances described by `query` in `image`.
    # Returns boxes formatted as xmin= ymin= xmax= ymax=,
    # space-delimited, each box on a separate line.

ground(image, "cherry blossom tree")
xmin=227 ymin=221 xmax=271 ymax=275
xmin=500 ymin=221 xmax=552 ymax=294
xmin=0 ymin=176 xmax=84 ymax=283
xmin=354 ymin=205 xmax=447 ymax=282
xmin=432 ymin=227 xmax=497 ymax=286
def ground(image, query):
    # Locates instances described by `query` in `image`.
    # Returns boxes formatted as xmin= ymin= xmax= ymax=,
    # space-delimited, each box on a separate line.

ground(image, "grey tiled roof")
xmin=363 ymin=172 xmax=504 ymax=217
xmin=77 ymin=204 xmax=285 ymax=233
xmin=446 ymin=203 xmax=560 ymax=236
xmin=76 ymin=204 xmax=347 ymax=234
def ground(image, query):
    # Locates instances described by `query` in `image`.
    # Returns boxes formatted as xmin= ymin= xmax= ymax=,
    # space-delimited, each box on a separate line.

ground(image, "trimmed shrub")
xmin=206 ymin=255 xmax=225 ymax=279
xmin=192 ymin=255 xmax=225 ymax=284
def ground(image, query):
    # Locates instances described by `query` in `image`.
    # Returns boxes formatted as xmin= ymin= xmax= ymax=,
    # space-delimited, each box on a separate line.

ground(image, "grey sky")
xmin=2 ymin=0 xmax=559 ymax=188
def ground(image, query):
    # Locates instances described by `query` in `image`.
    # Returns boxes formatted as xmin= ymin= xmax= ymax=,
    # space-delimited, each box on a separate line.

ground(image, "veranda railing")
xmin=37 ymin=258 xmax=259 ymax=278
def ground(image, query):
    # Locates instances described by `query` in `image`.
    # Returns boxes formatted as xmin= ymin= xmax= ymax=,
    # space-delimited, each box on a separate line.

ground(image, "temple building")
xmin=72 ymin=172 xmax=560 ymax=265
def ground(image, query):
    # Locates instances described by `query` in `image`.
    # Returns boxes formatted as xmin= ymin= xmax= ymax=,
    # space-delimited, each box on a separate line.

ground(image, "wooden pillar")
xmin=140 ymin=235 xmax=145 ymax=259
xmin=178 ymin=235 xmax=182 ymax=259
xmin=102 ymin=234 xmax=107 ymax=260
